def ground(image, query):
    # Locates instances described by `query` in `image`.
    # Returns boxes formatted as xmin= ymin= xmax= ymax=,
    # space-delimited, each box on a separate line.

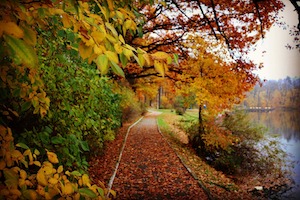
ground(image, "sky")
xmin=249 ymin=0 xmax=300 ymax=80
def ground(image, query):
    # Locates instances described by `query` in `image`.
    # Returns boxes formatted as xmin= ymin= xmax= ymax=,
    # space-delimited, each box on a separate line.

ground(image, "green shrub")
xmin=38 ymin=60 xmax=122 ymax=168
xmin=216 ymin=110 xmax=288 ymax=175
xmin=0 ymin=36 xmax=122 ymax=171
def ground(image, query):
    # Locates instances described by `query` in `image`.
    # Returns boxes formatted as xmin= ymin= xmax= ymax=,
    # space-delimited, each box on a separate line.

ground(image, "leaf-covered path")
xmin=109 ymin=112 xmax=208 ymax=199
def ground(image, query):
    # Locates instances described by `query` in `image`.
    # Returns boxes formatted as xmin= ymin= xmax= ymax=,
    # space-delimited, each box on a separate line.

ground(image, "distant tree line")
xmin=243 ymin=77 xmax=300 ymax=109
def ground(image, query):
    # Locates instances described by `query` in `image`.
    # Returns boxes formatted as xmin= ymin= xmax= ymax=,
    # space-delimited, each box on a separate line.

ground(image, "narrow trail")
xmin=111 ymin=112 xmax=208 ymax=199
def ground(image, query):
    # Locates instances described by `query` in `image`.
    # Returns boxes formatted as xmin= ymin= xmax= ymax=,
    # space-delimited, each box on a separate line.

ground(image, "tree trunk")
xmin=192 ymin=104 xmax=206 ymax=155
xmin=198 ymin=104 xmax=205 ymax=135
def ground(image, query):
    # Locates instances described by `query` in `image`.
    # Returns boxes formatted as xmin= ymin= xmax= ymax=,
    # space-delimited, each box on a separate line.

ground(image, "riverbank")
xmin=157 ymin=109 xmax=294 ymax=199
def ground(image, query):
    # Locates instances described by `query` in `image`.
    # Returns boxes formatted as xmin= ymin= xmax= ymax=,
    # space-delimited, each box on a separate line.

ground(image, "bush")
xmin=0 ymin=125 xmax=114 ymax=199
xmin=182 ymin=109 xmax=289 ymax=176
xmin=115 ymin=83 xmax=146 ymax=123
xmin=216 ymin=110 xmax=288 ymax=175
xmin=175 ymin=107 xmax=186 ymax=115
xmin=26 ymin=59 xmax=122 ymax=169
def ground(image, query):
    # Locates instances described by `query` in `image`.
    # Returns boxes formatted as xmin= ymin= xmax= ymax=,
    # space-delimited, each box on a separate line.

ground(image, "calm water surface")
xmin=249 ymin=110 xmax=300 ymax=199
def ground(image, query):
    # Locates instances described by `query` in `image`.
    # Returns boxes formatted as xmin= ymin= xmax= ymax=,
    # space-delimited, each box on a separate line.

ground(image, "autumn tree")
xmin=124 ymin=0 xmax=284 ymax=81
xmin=244 ymin=77 xmax=300 ymax=109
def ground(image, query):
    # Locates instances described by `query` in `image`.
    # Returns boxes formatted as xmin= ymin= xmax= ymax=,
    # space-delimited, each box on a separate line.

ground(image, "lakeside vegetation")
xmin=243 ymin=77 xmax=300 ymax=110
xmin=157 ymin=109 xmax=293 ymax=198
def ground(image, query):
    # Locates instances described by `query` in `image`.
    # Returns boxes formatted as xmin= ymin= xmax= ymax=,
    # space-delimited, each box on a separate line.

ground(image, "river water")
xmin=248 ymin=110 xmax=300 ymax=199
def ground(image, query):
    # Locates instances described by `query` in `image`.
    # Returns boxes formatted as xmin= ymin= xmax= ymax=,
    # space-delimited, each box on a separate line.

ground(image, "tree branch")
xmin=253 ymin=0 xmax=265 ymax=38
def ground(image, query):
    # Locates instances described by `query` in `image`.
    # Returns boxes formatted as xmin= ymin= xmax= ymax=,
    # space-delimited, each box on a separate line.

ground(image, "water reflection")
xmin=248 ymin=110 xmax=300 ymax=142
xmin=248 ymin=110 xmax=300 ymax=199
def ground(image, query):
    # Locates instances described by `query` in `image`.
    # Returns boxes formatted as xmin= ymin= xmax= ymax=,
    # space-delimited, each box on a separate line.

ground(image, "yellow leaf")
xmin=47 ymin=151 xmax=59 ymax=164
xmin=118 ymin=8 xmax=135 ymax=18
xmin=154 ymin=60 xmax=165 ymax=77
xmin=109 ymin=189 xmax=116 ymax=198
xmin=114 ymin=43 xmax=123 ymax=54
xmin=119 ymin=35 xmax=125 ymax=44
xmin=88 ymin=53 xmax=98 ymax=64
xmin=48 ymin=177 xmax=58 ymax=185
xmin=116 ymin=11 xmax=125 ymax=23
xmin=91 ymin=31 xmax=106 ymax=44
xmin=151 ymin=51 xmax=170 ymax=60
xmin=20 ymin=169 xmax=27 ymax=179
xmin=105 ymin=22 xmax=118 ymax=37
xmin=124 ymin=19 xmax=133 ymax=31
xmin=11 ymin=149 xmax=23 ymax=160
xmin=62 ymin=14 xmax=72 ymax=28
xmin=107 ymin=0 xmax=114 ymax=11
xmin=49 ymin=8 xmax=65 ymax=15
xmin=40 ymin=107 xmax=47 ymax=118
xmin=34 ymin=149 xmax=40 ymax=156
xmin=143 ymin=53 xmax=151 ymax=67
xmin=0 ymin=21 xmax=24 ymax=38
xmin=106 ymin=34 xmax=117 ymax=43
xmin=53 ymin=174 xmax=59 ymax=180
xmin=93 ymin=45 xmax=103 ymax=55
xmin=75 ymin=192 xmax=81 ymax=200
xmin=78 ymin=41 xmax=93 ymax=60
xmin=63 ymin=182 xmax=74 ymax=195
xmin=138 ymin=53 xmax=145 ymax=67
xmin=57 ymin=165 xmax=63 ymax=173
xmin=124 ymin=44 xmax=136 ymax=52
xmin=37 ymin=170 xmax=48 ymax=186
xmin=123 ymin=48 xmax=133 ymax=60
xmin=33 ymin=161 xmax=41 ymax=167
xmin=167 ymin=56 xmax=172 ymax=65
xmin=105 ymin=51 xmax=119 ymax=63
xmin=19 ymin=178 xmax=26 ymax=187
xmin=82 ymin=174 xmax=90 ymax=186
xmin=46 ymin=188 xmax=59 ymax=199
xmin=99 ymin=6 xmax=109 ymax=21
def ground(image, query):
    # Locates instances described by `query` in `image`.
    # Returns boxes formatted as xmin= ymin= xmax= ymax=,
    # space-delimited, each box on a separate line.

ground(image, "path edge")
xmin=106 ymin=115 xmax=144 ymax=198
xmin=156 ymin=117 xmax=214 ymax=200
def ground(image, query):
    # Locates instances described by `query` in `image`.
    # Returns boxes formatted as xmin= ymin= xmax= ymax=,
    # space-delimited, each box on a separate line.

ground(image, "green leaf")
xmin=95 ymin=54 xmax=109 ymax=75
xmin=4 ymin=34 xmax=38 ymax=67
xmin=70 ymin=171 xmax=81 ymax=176
xmin=80 ymin=141 xmax=89 ymax=151
xmin=21 ymin=101 xmax=31 ymax=112
xmin=38 ymin=8 xmax=46 ymax=18
xmin=3 ymin=169 xmax=19 ymax=187
xmin=21 ymin=25 xmax=37 ymax=46
xmin=110 ymin=61 xmax=125 ymax=77
xmin=51 ymin=135 xmax=65 ymax=144
xmin=119 ymin=53 xmax=128 ymax=67
xmin=173 ymin=53 xmax=179 ymax=65
xmin=78 ymin=188 xmax=97 ymax=198
xmin=97 ymin=187 xmax=105 ymax=197
xmin=16 ymin=143 xmax=29 ymax=150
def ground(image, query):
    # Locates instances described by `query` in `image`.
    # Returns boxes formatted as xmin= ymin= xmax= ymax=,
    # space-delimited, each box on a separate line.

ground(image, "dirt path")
xmin=111 ymin=112 xmax=208 ymax=199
